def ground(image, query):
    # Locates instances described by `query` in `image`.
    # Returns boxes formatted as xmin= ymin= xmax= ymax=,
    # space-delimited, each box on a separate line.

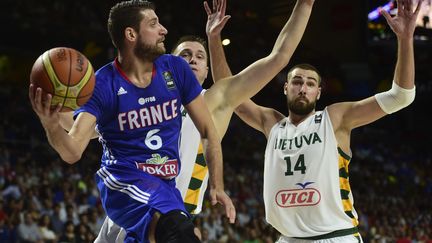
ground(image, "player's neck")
xmin=288 ymin=110 xmax=315 ymax=126
xmin=117 ymin=54 xmax=154 ymax=88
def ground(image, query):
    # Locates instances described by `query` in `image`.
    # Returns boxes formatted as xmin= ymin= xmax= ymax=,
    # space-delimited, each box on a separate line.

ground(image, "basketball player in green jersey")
xmin=210 ymin=0 xmax=421 ymax=241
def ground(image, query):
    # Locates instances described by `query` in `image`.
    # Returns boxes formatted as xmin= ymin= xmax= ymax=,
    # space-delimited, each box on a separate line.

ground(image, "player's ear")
xmin=125 ymin=27 xmax=136 ymax=41
xmin=283 ymin=82 xmax=288 ymax=95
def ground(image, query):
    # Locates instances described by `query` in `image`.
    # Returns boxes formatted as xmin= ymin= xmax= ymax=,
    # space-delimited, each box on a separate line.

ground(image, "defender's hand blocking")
xmin=204 ymin=0 xmax=231 ymax=37
xmin=209 ymin=188 xmax=236 ymax=223
xmin=381 ymin=0 xmax=423 ymax=38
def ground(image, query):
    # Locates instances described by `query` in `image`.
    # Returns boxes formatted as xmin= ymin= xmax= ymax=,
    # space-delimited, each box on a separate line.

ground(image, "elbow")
xmin=375 ymin=84 xmax=416 ymax=114
xmin=235 ymin=102 xmax=251 ymax=116
xmin=61 ymin=153 xmax=82 ymax=164
xmin=234 ymin=106 xmax=245 ymax=116
xmin=269 ymin=52 xmax=291 ymax=70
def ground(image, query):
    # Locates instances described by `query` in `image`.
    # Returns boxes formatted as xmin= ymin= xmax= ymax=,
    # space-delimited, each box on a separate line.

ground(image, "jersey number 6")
xmin=145 ymin=129 xmax=162 ymax=150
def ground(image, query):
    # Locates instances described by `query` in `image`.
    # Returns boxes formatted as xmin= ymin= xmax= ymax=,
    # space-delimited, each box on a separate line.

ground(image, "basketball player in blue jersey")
xmin=94 ymin=0 xmax=316 ymax=241
xmin=29 ymin=1 xmax=235 ymax=242
xmin=210 ymin=0 xmax=422 ymax=242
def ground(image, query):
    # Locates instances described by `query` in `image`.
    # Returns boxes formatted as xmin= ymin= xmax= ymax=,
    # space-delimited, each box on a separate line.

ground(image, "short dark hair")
xmin=171 ymin=35 xmax=208 ymax=57
xmin=107 ymin=0 xmax=155 ymax=51
xmin=287 ymin=63 xmax=322 ymax=85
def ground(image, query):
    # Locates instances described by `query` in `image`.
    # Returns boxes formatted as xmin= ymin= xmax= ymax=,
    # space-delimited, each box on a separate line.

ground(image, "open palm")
xmin=381 ymin=0 xmax=423 ymax=38
xmin=204 ymin=0 xmax=231 ymax=37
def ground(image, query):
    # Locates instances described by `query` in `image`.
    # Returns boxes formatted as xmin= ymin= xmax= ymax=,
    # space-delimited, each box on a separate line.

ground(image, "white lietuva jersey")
xmin=176 ymin=95 xmax=209 ymax=214
xmin=264 ymin=108 xmax=359 ymax=237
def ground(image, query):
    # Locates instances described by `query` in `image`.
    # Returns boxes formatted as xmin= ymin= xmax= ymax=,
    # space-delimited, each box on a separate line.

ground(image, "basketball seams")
xmin=63 ymin=48 xmax=73 ymax=111
xmin=42 ymin=51 xmax=64 ymax=96
xmin=36 ymin=55 xmax=55 ymax=94
xmin=70 ymin=62 xmax=95 ymax=98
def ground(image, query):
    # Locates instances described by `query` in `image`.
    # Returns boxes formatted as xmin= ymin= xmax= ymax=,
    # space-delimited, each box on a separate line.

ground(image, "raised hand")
xmin=204 ymin=0 xmax=231 ymax=37
xmin=381 ymin=0 xmax=423 ymax=38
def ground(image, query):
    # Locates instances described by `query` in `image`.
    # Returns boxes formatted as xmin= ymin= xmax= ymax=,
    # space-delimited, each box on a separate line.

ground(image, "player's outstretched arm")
xmin=328 ymin=0 xmax=421 ymax=133
xmin=184 ymin=94 xmax=236 ymax=223
xmin=204 ymin=0 xmax=293 ymax=136
xmin=29 ymin=85 xmax=96 ymax=163
xmin=209 ymin=0 xmax=314 ymax=109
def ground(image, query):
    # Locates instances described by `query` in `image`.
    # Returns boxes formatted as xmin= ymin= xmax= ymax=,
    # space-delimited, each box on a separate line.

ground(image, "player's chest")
xmin=114 ymin=79 xmax=180 ymax=111
xmin=112 ymin=81 xmax=181 ymax=131
xmin=272 ymin=125 xmax=323 ymax=153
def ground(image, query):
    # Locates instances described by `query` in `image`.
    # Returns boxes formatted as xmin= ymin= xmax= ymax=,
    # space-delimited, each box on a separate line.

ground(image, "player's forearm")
xmin=394 ymin=37 xmax=415 ymax=89
xmin=208 ymin=34 xmax=233 ymax=82
xmin=201 ymin=135 xmax=224 ymax=190
xmin=44 ymin=124 xmax=84 ymax=164
xmin=222 ymin=0 xmax=314 ymax=109
xmin=234 ymin=100 xmax=265 ymax=133
xmin=270 ymin=0 xmax=314 ymax=67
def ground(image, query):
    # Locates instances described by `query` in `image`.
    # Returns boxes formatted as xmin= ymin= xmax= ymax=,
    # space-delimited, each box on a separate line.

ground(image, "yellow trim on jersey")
xmin=197 ymin=143 xmax=203 ymax=154
xmin=191 ymin=164 xmax=207 ymax=181
xmin=338 ymin=150 xmax=359 ymax=227
xmin=184 ymin=142 xmax=208 ymax=214
xmin=339 ymin=177 xmax=351 ymax=191
xmin=184 ymin=188 xmax=200 ymax=205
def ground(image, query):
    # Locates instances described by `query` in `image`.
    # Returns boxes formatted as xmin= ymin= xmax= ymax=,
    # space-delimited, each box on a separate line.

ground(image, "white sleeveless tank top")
xmin=264 ymin=108 xmax=358 ymax=237
xmin=176 ymin=90 xmax=209 ymax=214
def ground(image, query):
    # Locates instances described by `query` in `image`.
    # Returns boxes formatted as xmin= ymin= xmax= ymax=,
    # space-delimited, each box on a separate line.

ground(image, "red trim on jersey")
xmin=152 ymin=65 xmax=156 ymax=78
xmin=114 ymin=58 xmax=132 ymax=84
xmin=114 ymin=58 xmax=156 ymax=84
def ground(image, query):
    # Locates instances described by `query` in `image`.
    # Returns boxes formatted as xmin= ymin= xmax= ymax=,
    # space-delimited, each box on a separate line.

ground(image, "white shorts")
xmin=277 ymin=234 xmax=362 ymax=243
xmin=94 ymin=216 xmax=126 ymax=243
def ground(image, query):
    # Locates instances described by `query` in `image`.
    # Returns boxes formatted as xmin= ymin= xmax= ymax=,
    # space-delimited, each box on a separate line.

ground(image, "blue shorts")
xmin=95 ymin=164 xmax=186 ymax=243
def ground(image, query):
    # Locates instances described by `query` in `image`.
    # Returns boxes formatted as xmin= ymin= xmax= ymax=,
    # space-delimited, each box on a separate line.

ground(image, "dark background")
xmin=1 ymin=0 xmax=431 ymax=105
xmin=0 ymin=0 xmax=431 ymax=242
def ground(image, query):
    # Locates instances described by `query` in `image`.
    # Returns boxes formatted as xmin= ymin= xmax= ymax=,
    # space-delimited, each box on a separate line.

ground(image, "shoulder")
xmin=93 ymin=62 xmax=121 ymax=95
xmin=267 ymin=116 xmax=288 ymax=136
xmin=95 ymin=62 xmax=117 ymax=85
xmin=154 ymin=55 xmax=190 ymax=77
xmin=95 ymin=62 xmax=114 ymax=77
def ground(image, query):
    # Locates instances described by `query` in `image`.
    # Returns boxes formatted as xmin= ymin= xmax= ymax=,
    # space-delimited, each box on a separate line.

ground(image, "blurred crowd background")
xmin=0 ymin=0 xmax=431 ymax=242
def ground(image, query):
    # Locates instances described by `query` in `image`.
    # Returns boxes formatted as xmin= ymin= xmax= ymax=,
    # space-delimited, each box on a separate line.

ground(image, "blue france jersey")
xmin=76 ymin=55 xmax=202 ymax=179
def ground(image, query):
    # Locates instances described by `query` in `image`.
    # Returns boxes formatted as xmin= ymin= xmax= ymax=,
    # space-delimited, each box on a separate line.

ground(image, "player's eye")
xmin=292 ymin=80 xmax=302 ymax=85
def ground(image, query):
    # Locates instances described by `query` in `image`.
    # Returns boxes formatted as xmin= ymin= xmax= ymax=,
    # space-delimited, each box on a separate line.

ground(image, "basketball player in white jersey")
xmin=57 ymin=0 xmax=315 ymax=241
xmin=209 ymin=0 xmax=422 ymax=242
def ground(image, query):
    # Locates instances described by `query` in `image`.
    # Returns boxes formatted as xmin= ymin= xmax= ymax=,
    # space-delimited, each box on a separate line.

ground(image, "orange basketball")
xmin=30 ymin=47 xmax=95 ymax=112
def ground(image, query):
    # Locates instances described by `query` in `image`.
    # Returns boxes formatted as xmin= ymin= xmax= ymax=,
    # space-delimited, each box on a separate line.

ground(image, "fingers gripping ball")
xmin=30 ymin=47 xmax=95 ymax=112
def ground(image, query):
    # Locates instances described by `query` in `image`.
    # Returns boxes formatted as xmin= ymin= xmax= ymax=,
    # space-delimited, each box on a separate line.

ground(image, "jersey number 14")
xmin=284 ymin=154 xmax=306 ymax=176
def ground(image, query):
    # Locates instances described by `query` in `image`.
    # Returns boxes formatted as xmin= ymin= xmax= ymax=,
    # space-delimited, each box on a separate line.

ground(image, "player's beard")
xmin=134 ymin=35 xmax=166 ymax=61
xmin=287 ymin=96 xmax=316 ymax=116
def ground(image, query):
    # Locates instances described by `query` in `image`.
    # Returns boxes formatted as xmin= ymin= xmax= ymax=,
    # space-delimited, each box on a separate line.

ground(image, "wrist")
xmin=207 ymin=33 xmax=222 ymax=41
xmin=209 ymin=181 xmax=224 ymax=191
xmin=397 ymin=36 xmax=414 ymax=43
xmin=44 ymin=123 xmax=62 ymax=134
